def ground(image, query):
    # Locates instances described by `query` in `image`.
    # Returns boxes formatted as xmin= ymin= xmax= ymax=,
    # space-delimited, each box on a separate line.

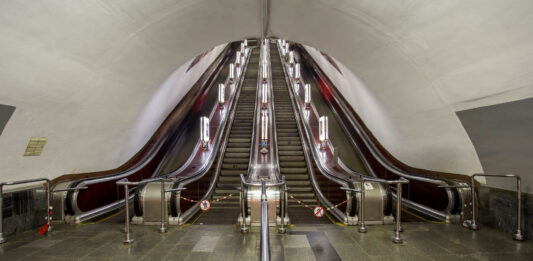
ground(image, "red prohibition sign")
xmin=313 ymin=206 xmax=324 ymax=218
xmin=200 ymin=200 xmax=211 ymax=211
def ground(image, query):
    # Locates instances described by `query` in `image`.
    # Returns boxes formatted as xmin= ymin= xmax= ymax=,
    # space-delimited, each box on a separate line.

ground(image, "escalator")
xmin=195 ymin=47 xmax=260 ymax=224
xmin=271 ymin=45 xmax=330 ymax=224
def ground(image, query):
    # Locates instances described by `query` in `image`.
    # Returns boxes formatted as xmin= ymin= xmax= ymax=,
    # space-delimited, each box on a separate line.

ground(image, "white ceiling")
xmin=1 ymin=0 xmax=532 ymax=183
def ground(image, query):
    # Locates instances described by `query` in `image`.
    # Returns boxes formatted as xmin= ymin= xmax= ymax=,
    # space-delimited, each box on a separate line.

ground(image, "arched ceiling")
xmin=1 ymin=0 xmax=532 ymax=185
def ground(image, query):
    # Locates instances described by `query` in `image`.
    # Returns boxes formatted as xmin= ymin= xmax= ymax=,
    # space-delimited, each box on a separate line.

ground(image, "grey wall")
xmin=457 ymin=98 xmax=533 ymax=193
xmin=0 ymin=104 xmax=15 ymax=136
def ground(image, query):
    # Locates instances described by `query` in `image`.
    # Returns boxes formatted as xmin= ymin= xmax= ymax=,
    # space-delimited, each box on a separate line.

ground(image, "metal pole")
xmin=160 ymin=180 xmax=167 ymax=233
xmin=279 ymin=179 xmax=286 ymax=234
xmin=123 ymin=184 xmax=134 ymax=244
xmin=260 ymin=180 xmax=270 ymax=261
xmin=359 ymin=181 xmax=367 ymax=233
xmin=240 ymin=179 xmax=248 ymax=233
xmin=46 ymin=180 xmax=53 ymax=232
xmin=0 ymin=185 xmax=5 ymax=244
xmin=470 ymin=176 xmax=479 ymax=230
xmin=392 ymin=183 xmax=403 ymax=244
xmin=513 ymin=177 xmax=524 ymax=241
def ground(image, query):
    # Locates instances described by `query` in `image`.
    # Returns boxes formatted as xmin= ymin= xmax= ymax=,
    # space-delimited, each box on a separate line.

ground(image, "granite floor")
xmin=0 ymin=220 xmax=531 ymax=260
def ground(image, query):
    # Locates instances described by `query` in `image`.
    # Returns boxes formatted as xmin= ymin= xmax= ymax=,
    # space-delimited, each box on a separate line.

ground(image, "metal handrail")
xmin=0 ymin=178 xmax=52 ymax=243
xmin=159 ymin=178 xmax=186 ymax=233
xmin=260 ymin=180 xmax=270 ymax=261
xmin=174 ymin=44 xmax=254 ymax=225
xmin=239 ymin=174 xmax=286 ymax=234
xmin=464 ymin=174 xmax=525 ymax=241
xmin=294 ymin=44 xmax=465 ymax=222
xmin=342 ymin=177 xmax=409 ymax=244
xmin=275 ymin=41 xmax=349 ymax=223
xmin=116 ymin=177 xmax=166 ymax=244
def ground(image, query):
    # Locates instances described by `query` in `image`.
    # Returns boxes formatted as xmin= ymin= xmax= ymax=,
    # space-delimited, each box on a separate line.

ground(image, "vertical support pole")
xmin=470 ymin=176 xmax=479 ymax=230
xmin=392 ymin=183 xmax=403 ymax=244
xmin=240 ymin=179 xmax=249 ymax=233
xmin=160 ymin=180 xmax=167 ymax=233
xmin=279 ymin=177 xmax=286 ymax=234
xmin=0 ymin=185 xmax=6 ymax=244
xmin=123 ymin=184 xmax=134 ymax=244
xmin=46 ymin=180 xmax=53 ymax=232
xmin=513 ymin=177 xmax=524 ymax=241
xmin=358 ymin=181 xmax=367 ymax=233
xmin=260 ymin=180 xmax=270 ymax=261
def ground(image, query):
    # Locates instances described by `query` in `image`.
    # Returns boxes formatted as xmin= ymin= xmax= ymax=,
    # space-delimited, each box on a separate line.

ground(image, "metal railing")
xmin=463 ymin=174 xmax=525 ymax=241
xmin=0 ymin=178 xmax=89 ymax=243
xmin=260 ymin=180 xmax=270 ymax=261
xmin=239 ymin=174 xmax=286 ymax=234
xmin=116 ymin=177 xmax=165 ymax=244
xmin=159 ymin=178 xmax=186 ymax=233
xmin=342 ymin=177 xmax=409 ymax=244
xmin=0 ymin=178 xmax=52 ymax=243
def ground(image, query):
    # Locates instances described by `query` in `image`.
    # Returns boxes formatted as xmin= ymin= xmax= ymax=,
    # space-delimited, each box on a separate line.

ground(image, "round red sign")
xmin=199 ymin=200 xmax=211 ymax=211
xmin=313 ymin=206 xmax=324 ymax=218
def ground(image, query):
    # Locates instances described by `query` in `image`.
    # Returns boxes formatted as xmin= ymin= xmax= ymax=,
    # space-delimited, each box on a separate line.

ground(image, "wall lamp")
xmin=200 ymin=116 xmax=210 ymax=150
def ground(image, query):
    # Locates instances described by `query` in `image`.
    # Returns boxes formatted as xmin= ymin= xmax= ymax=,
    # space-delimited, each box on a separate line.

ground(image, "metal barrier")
xmin=159 ymin=178 xmax=186 ymax=233
xmin=0 ymin=178 xmax=52 ymax=243
xmin=342 ymin=177 xmax=409 ymax=244
xmin=260 ymin=180 xmax=270 ymax=261
xmin=464 ymin=174 xmax=525 ymax=241
xmin=116 ymin=177 xmax=165 ymax=244
xmin=239 ymin=174 xmax=286 ymax=234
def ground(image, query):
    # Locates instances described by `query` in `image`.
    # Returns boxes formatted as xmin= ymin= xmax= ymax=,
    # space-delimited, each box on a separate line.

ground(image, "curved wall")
xmin=2 ymin=0 xmax=533 ymax=191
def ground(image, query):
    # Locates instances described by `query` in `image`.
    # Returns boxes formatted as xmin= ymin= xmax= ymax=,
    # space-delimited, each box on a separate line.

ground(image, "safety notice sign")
xmin=200 ymin=200 xmax=211 ymax=211
xmin=313 ymin=206 xmax=324 ymax=218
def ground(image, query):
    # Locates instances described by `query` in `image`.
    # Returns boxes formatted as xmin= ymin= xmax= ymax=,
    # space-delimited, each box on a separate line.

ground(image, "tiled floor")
xmin=0 ymin=221 xmax=531 ymax=260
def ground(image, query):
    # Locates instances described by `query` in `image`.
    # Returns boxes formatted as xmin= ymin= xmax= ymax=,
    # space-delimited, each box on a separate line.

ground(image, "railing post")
xmin=470 ymin=175 xmax=479 ymax=231
xmin=359 ymin=181 xmax=367 ymax=233
xmin=160 ymin=179 xmax=167 ymax=233
xmin=513 ymin=177 xmax=524 ymax=241
xmin=240 ymin=175 xmax=249 ymax=233
xmin=0 ymin=184 xmax=5 ymax=244
xmin=46 ymin=180 xmax=53 ymax=232
xmin=123 ymin=184 xmax=134 ymax=244
xmin=279 ymin=177 xmax=287 ymax=234
xmin=260 ymin=180 xmax=270 ymax=261
xmin=392 ymin=182 xmax=403 ymax=244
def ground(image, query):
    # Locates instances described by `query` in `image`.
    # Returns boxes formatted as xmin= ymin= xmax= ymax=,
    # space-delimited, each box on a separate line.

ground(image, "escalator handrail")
xmin=64 ymin=44 xmax=234 ymax=220
xmin=295 ymin=44 xmax=460 ymax=220
xmin=275 ymin=43 xmax=348 ymax=222
xmin=173 ymin=46 xmax=255 ymax=223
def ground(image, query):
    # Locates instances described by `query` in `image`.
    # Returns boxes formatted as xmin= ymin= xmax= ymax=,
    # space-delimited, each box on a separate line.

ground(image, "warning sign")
xmin=199 ymin=200 xmax=211 ymax=211
xmin=313 ymin=206 xmax=324 ymax=218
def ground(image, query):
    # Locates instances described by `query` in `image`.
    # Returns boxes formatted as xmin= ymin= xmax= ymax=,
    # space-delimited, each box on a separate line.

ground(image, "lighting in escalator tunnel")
xmin=235 ymin=51 xmax=241 ymax=66
xmin=229 ymin=63 xmax=235 ymax=81
xmin=319 ymin=116 xmax=328 ymax=149
xmin=295 ymin=63 xmax=301 ymax=80
xmin=261 ymin=111 xmax=268 ymax=154
xmin=305 ymin=83 xmax=311 ymax=108
xmin=218 ymin=83 xmax=225 ymax=108
xmin=262 ymin=82 xmax=268 ymax=108
xmin=262 ymin=62 xmax=268 ymax=81
xmin=200 ymin=116 xmax=210 ymax=150
xmin=289 ymin=51 xmax=295 ymax=66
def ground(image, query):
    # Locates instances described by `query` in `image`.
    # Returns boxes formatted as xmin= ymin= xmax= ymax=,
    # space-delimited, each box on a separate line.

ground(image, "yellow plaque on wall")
xmin=24 ymin=137 xmax=47 ymax=156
